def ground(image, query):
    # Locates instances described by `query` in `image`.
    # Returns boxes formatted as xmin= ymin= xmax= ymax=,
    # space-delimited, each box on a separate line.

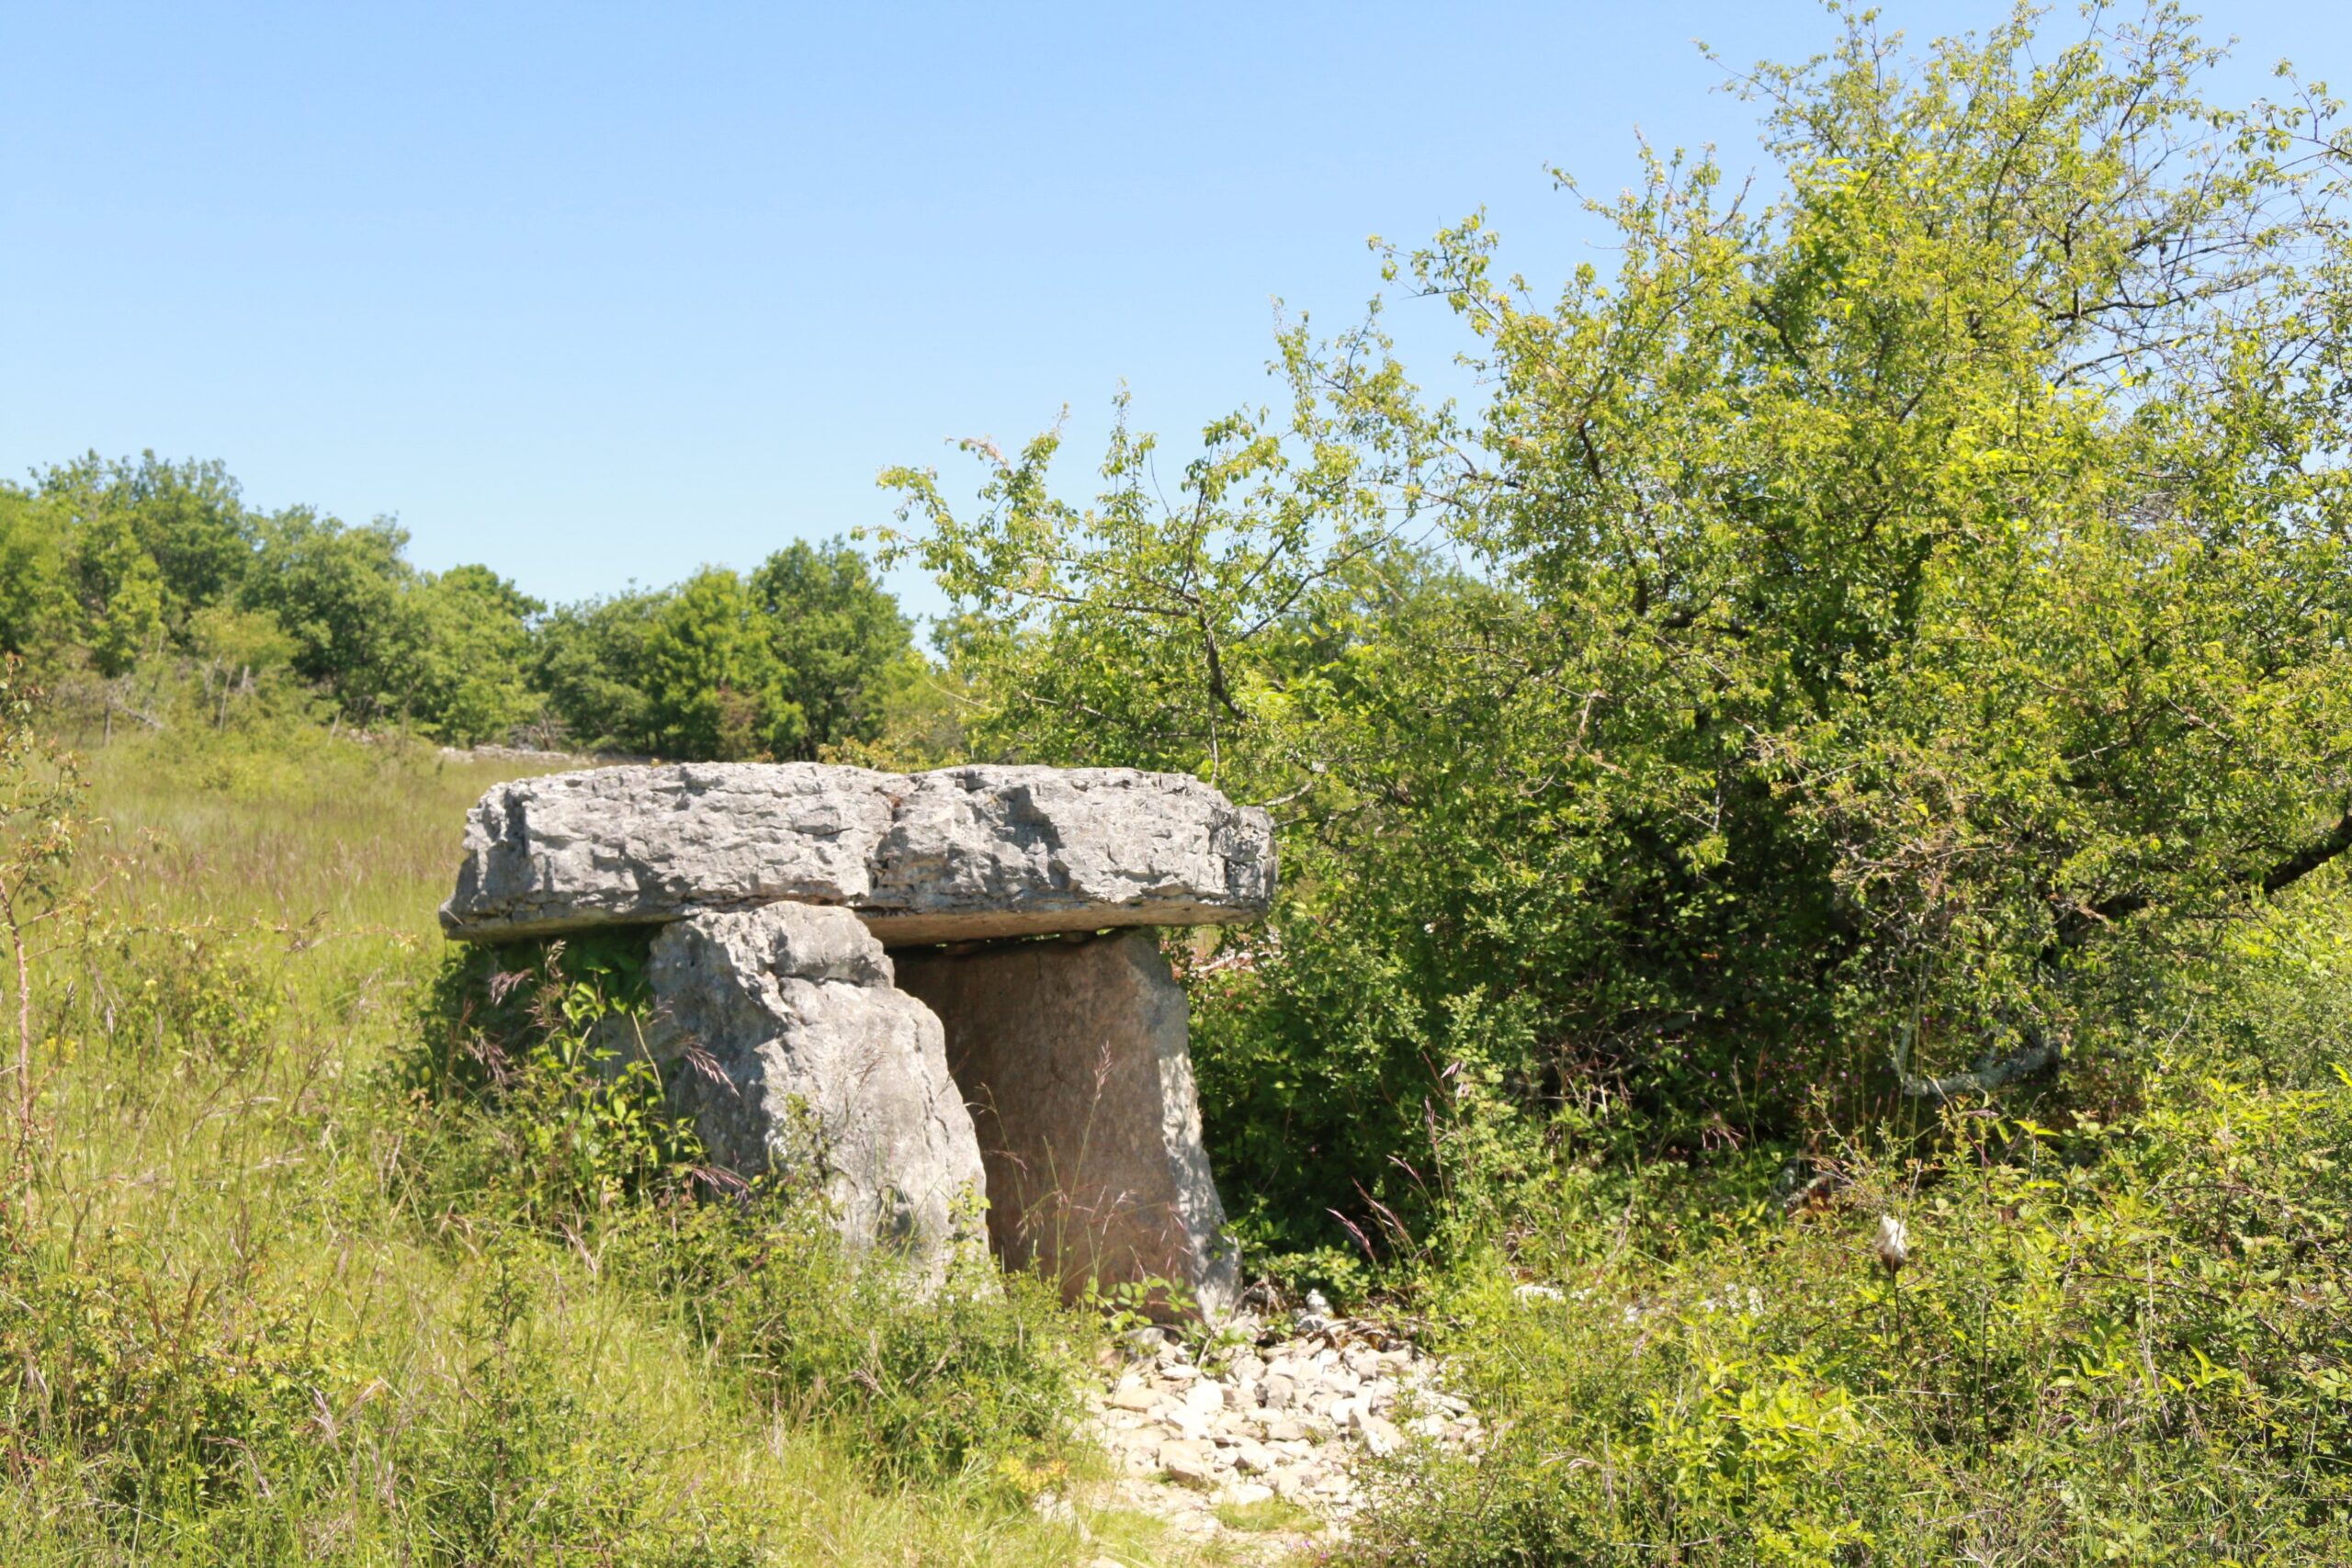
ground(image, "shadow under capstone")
xmin=895 ymin=931 xmax=1239 ymax=1320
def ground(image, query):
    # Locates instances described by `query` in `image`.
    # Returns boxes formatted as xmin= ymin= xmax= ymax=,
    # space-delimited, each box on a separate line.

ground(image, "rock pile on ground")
xmin=1071 ymin=1298 xmax=1482 ymax=1555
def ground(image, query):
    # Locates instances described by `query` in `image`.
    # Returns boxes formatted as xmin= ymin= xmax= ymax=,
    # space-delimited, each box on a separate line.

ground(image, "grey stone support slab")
xmin=600 ymin=903 xmax=987 ymax=1277
xmin=895 ymin=931 xmax=1238 ymax=1319
xmin=442 ymin=762 xmax=1274 ymax=946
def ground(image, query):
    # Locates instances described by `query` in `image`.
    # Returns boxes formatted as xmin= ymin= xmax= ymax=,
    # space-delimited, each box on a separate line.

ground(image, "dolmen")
xmin=441 ymin=762 xmax=1274 ymax=1316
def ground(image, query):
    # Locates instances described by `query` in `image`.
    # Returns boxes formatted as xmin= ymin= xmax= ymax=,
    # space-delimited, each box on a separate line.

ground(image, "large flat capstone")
xmin=441 ymin=762 xmax=1274 ymax=946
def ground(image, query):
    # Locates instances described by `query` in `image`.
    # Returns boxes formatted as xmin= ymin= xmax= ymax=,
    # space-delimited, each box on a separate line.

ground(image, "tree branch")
xmin=2260 ymin=805 xmax=2352 ymax=897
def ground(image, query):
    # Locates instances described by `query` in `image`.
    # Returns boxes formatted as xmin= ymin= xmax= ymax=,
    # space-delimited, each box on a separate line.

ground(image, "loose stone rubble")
xmin=443 ymin=761 xmax=1272 ymax=1307
xmin=1070 ymin=1298 xmax=1482 ymax=1553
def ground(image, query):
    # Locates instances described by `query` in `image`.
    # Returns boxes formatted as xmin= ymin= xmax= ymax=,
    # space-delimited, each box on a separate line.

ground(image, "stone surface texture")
xmin=1066 ymin=1303 xmax=1483 ymax=1558
xmin=895 ymin=931 xmax=1238 ymax=1317
xmin=603 ymin=903 xmax=986 ymax=1272
xmin=441 ymin=762 xmax=1274 ymax=946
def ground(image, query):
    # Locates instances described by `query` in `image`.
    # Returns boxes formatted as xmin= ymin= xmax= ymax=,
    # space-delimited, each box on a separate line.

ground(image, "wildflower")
xmin=1873 ymin=1214 xmax=1909 ymax=1276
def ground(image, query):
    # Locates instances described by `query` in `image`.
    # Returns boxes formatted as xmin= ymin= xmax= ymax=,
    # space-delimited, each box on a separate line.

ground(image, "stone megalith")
xmin=438 ymin=762 xmax=1274 ymax=944
xmin=442 ymin=762 xmax=1274 ymax=1315
xmin=598 ymin=904 xmax=985 ymax=1275
xmin=895 ymin=931 xmax=1238 ymax=1318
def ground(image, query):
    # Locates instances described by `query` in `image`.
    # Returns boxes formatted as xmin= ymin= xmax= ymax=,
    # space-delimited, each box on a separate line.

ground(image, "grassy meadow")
xmin=0 ymin=725 xmax=1221 ymax=1566
xmin=2 ymin=689 xmax=2348 ymax=1568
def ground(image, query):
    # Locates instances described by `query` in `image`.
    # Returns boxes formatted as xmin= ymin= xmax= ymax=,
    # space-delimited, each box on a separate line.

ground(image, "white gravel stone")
xmin=1081 ymin=1309 xmax=1477 ymax=1543
xmin=1160 ymin=1438 xmax=1217 ymax=1488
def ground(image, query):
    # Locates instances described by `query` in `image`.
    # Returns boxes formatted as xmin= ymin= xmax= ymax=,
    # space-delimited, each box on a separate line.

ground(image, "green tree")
xmin=239 ymin=508 xmax=422 ymax=720
xmin=887 ymin=4 xmax=2352 ymax=1250
xmin=0 ymin=488 xmax=66 ymax=659
xmin=410 ymin=565 xmax=544 ymax=745
xmin=39 ymin=453 xmax=254 ymax=616
xmin=61 ymin=512 xmax=165 ymax=679
xmin=748 ymin=539 xmax=916 ymax=760
xmin=640 ymin=569 xmax=800 ymax=761
xmin=526 ymin=589 xmax=668 ymax=753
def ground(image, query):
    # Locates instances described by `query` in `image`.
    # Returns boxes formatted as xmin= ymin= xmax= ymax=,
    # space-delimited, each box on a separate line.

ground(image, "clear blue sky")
xmin=6 ymin=2 xmax=2346 ymax=623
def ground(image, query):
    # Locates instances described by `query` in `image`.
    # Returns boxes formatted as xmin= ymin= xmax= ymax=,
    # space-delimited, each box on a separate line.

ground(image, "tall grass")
xmin=0 ymin=724 xmax=1210 ymax=1565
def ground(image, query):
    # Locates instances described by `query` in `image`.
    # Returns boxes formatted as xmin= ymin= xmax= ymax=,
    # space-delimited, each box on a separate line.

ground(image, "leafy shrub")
xmin=404 ymin=1254 xmax=673 ymax=1566
xmin=0 ymin=1190 xmax=353 ymax=1532
xmin=401 ymin=932 xmax=702 ymax=1227
xmin=1345 ymin=1062 xmax=2352 ymax=1565
xmin=93 ymin=920 xmax=283 ymax=1064
xmin=617 ymin=1197 xmax=1086 ymax=1486
xmin=886 ymin=1 xmax=2352 ymax=1280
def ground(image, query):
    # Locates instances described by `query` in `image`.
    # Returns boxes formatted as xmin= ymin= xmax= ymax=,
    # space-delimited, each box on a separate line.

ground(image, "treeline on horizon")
xmin=0 ymin=451 xmax=938 ymax=761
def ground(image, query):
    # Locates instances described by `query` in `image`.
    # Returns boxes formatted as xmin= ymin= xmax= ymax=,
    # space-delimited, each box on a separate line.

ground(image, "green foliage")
xmin=406 ymin=931 xmax=1088 ymax=1490
xmin=40 ymin=453 xmax=256 ymax=616
xmin=0 ymin=719 xmax=1109 ymax=1563
xmin=404 ymin=931 xmax=698 ymax=1225
xmin=886 ymin=3 xmax=2352 ymax=1265
xmin=0 ymin=664 xmax=92 ymax=1142
xmin=565 ymin=546 xmax=920 ymax=762
xmin=99 ymin=920 xmax=283 ymax=1065
xmin=405 ymin=563 xmax=543 ymax=744
xmin=525 ymin=586 xmax=665 ymax=750
xmin=659 ymin=1203 xmax=1087 ymax=1485
xmin=406 ymin=1253 xmax=669 ymax=1565
xmin=0 ymin=488 xmax=66 ymax=656
xmin=237 ymin=507 xmax=422 ymax=720
xmin=750 ymin=537 xmax=919 ymax=760
xmin=640 ymin=567 xmax=804 ymax=761
xmin=0 ymin=457 xmax=921 ymax=761
xmin=1344 ymin=1054 xmax=2352 ymax=1565
xmin=0 ymin=1197 xmax=356 ymax=1529
xmin=64 ymin=510 xmax=166 ymax=678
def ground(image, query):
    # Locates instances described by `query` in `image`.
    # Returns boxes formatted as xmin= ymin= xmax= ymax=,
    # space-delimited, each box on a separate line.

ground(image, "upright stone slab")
xmin=895 ymin=931 xmax=1238 ymax=1318
xmin=439 ymin=762 xmax=1275 ymax=946
xmin=605 ymin=903 xmax=986 ymax=1276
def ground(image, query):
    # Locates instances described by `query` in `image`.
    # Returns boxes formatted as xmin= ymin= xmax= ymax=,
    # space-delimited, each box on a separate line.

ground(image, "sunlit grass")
xmin=5 ymin=725 xmax=1249 ymax=1566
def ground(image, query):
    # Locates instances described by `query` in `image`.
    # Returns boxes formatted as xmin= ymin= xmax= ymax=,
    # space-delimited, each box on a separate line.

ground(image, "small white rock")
xmin=1160 ymin=1438 xmax=1217 ymax=1488
xmin=1351 ymin=1408 xmax=1406 ymax=1457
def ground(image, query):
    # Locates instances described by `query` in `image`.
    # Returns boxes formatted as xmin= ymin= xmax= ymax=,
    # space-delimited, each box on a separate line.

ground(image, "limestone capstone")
xmin=441 ymin=762 xmax=1274 ymax=946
